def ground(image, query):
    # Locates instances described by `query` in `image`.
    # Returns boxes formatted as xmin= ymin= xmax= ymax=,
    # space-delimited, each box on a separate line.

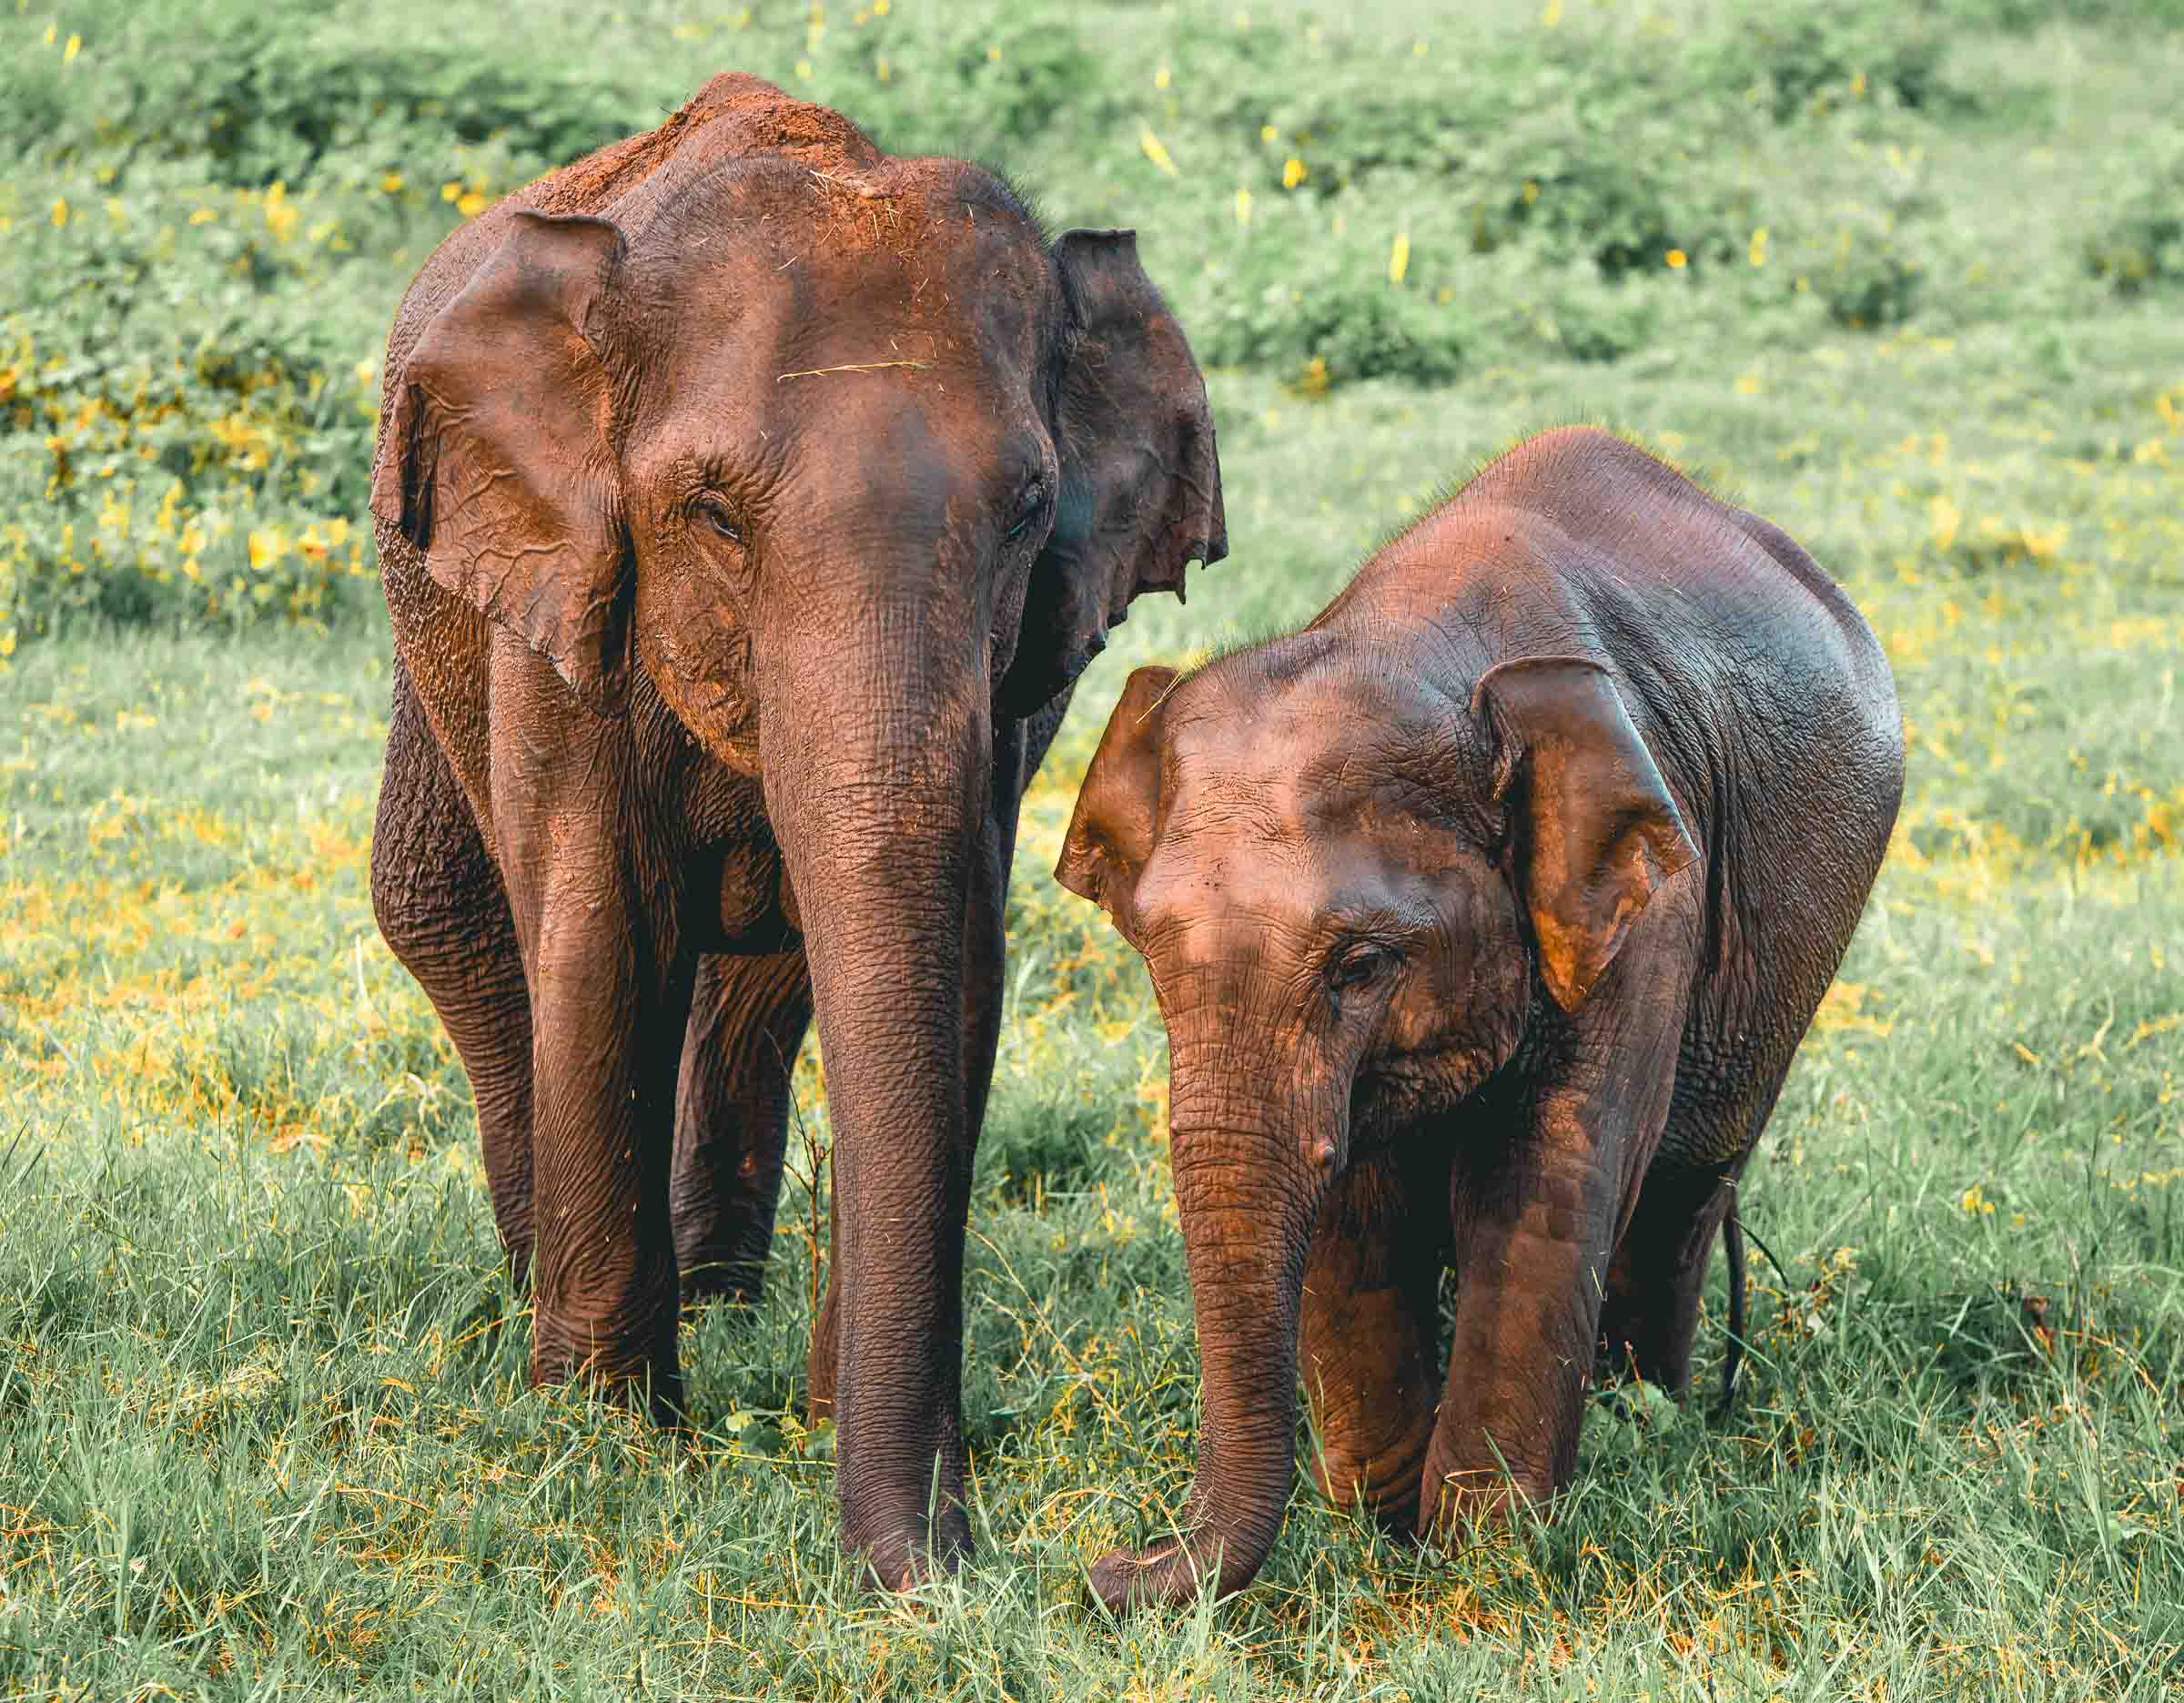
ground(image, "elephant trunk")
xmin=758 ymin=590 xmax=991 ymax=1589
xmin=1089 ymin=1039 xmax=1344 ymax=1611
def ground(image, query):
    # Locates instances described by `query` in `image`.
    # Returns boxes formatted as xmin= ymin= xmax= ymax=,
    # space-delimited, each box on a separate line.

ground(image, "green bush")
xmin=1813 ymin=208 xmax=1926 ymax=329
xmin=2 ymin=4 xmax=636 ymax=186
xmin=2085 ymin=147 xmax=2184 ymax=295
xmin=1695 ymin=10 xmax=1953 ymax=123
xmin=1198 ymin=271 xmax=1468 ymax=388
xmin=0 ymin=0 xmax=2139 ymax=650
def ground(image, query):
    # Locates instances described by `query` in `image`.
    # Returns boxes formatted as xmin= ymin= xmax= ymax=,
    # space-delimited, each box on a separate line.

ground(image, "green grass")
xmin=3 ymin=0 xmax=2182 ymax=1697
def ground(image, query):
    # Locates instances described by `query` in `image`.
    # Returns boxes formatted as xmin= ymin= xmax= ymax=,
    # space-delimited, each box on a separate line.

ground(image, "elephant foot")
xmin=531 ymin=1312 xmax=685 ymax=1429
xmin=844 ymin=1504 xmax=974 ymax=1593
xmin=1415 ymin=1461 xmax=1551 ymax=1544
xmin=1309 ymin=1433 xmax=1431 ymax=1540
xmin=675 ymin=1247 xmax=769 ymax=1310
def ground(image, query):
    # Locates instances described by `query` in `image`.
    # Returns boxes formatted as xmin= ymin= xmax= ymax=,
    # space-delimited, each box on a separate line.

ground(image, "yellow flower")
xmin=1154 ymin=66 xmax=1170 ymax=89
xmin=1260 ymin=124 xmax=1279 ymax=144
xmin=50 ymin=198 xmax=69 ymax=228
xmin=1928 ymin=493 xmax=1961 ymax=554
xmin=1138 ymin=126 xmax=1178 ymax=177
xmin=380 ymin=172 xmax=404 ymax=194
xmin=1234 ymin=186 xmax=1253 ymax=227
xmin=986 ymin=44 xmax=1001 ymax=62
xmin=1281 ymin=157 xmax=1307 ymax=188
xmin=263 ymin=182 xmax=299 ymax=241
xmin=1665 ymin=248 xmax=1688 ymax=269
xmin=189 ymin=206 xmax=216 ymax=225
xmin=64 ymin=33 xmax=81 ymax=62
xmin=1958 ymin=1184 xmax=1996 ymax=1216
xmin=1388 ymin=230 xmax=1410 ymax=285
xmin=440 ymin=181 xmax=462 ymax=203
xmin=1749 ymin=227 xmax=1769 ymax=266
xmin=456 ymin=190 xmax=488 ymax=218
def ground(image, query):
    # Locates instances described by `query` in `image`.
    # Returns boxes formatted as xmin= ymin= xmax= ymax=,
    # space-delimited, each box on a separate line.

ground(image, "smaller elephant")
xmin=1057 ymin=426 xmax=1903 ymax=1609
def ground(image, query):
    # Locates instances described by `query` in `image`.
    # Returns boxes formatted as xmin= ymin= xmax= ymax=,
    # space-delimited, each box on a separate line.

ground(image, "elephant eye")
xmin=1327 ymin=940 xmax=1402 ymax=996
xmin=693 ymin=494 xmax=745 ymax=545
xmin=1002 ymin=483 xmax=1049 ymax=542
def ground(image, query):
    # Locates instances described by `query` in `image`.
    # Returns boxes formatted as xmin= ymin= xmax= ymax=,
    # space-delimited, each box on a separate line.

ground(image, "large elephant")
xmin=365 ymin=73 xmax=1225 ymax=1588
xmin=1057 ymin=426 xmax=1899 ymax=1609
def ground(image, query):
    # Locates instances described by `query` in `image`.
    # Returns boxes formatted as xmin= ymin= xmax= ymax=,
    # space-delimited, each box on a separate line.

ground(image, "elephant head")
xmin=1056 ymin=644 xmax=1695 ymax=1607
xmin=370 ymin=136 xmax=1223 ymax=1581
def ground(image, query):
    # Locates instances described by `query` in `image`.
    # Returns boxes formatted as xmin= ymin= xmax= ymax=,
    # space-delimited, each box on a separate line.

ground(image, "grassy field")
xmin=3 ymin=0 xmax=2182 ymax=1697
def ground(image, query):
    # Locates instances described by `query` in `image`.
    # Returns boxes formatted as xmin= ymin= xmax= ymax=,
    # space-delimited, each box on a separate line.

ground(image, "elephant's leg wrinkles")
xmin=672 ymin=950 xmax=814 ymax=1305
xmin=488 ymin=692 xmax=698 ymax=1421
xmin=371 ymin=665 xmax=537 ymax=1277
xmin=1427 ymin=916 xmax=1694 ymax=1536
xmin=521 ymin=895 xmax=695 ymax=1420
xmin=1299 ymin=1149 xmax=1446 ymax=1536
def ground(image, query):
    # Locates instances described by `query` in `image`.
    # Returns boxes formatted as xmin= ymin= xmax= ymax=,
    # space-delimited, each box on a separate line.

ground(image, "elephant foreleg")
xmin=1299 ymin=1143 xmax=1450 ymax=1536
xmin=671 ymin=950 xmax=814 ymax=1305
xmin=371 ymin=664 xmax=536 ymax=1279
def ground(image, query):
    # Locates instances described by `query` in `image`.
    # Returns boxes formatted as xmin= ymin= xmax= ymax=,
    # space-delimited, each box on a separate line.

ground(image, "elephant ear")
xmin=1471 ymin=656 xmax=1699 ymax=1013
xmin=371 ymin=210 xmax=632 ymax=707
xmin=997 ymin=230 xmax=1227 ymax=718
xmin=1055 ymin=664 xmax=1177 ymax=922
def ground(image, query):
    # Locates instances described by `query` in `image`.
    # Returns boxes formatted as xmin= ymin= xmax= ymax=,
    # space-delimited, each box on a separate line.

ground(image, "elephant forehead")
xmin=644 ymin=159 xmax=1054 ymax=350
xmin=628 ymin=227 xmax=1057 ymax=470
xmin=1166 ymin=675 xmax=1455 ymax=825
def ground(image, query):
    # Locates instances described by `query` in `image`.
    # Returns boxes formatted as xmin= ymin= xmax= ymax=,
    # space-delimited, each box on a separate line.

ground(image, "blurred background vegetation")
xmin=3 ymin=0 xmax=2181 ymax=644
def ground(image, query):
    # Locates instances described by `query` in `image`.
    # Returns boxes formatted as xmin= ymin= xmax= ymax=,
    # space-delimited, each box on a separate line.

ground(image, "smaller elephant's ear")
xmin=371 ymin=210 xmax=632 ymax=707
xmin=1055 ymin=664 xmax=1178 ymax=918
xmin=1471 ymin=656 xmax=1699 ymax=1013
xmin=999 ymin=231 xmax=1226 ymax=717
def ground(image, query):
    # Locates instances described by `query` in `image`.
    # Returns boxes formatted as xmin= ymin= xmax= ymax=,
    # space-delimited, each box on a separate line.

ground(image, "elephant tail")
xmin=1715 ymin=1203 xmax=1747 ymax=1417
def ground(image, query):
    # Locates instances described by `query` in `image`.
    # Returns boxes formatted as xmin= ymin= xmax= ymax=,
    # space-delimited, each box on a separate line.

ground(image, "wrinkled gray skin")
xmin=365 ymin=73 xmax=1225 ymax=1590
xmin=1058 ymin=427 xmax=1902 ymax=1610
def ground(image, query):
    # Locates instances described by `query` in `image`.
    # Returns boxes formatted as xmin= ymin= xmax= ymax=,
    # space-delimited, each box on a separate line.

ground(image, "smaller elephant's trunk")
xmin=1090 ymin=1056 xmax=1344 ymax=1612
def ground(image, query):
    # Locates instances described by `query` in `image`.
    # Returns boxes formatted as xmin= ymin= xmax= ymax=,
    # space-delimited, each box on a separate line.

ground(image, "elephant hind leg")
xmin=370 ymin=664 xmax=536 ymax=1279
xmin=672 ymin=950 xmax=814 ymax=1306
xmin=1598 ymin=1158 xmax=1738 ymax=1395
xmin=1299 ymin=1145 xmax=1450 ymax=1536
